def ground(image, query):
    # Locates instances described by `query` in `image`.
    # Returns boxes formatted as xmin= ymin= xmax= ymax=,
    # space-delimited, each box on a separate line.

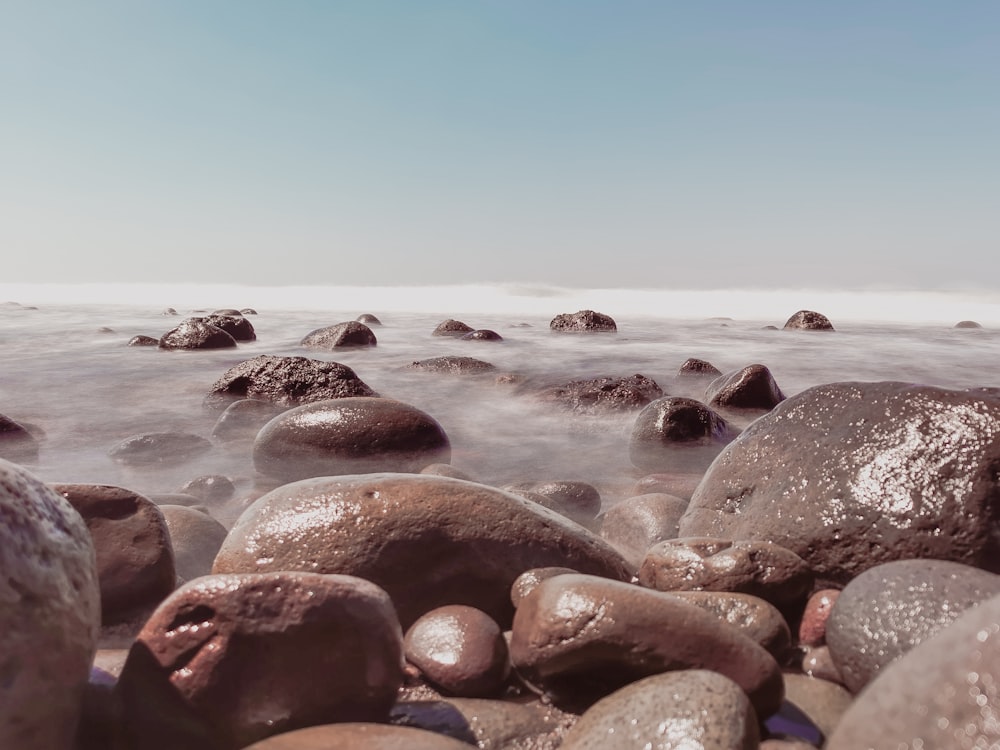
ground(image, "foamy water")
xmin=1 ymin=283 xmax=998 ymax=526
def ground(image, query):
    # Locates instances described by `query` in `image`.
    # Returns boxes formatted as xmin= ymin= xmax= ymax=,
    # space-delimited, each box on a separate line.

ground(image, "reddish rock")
xmin=798 ymin=589 xmax=840 ymax=646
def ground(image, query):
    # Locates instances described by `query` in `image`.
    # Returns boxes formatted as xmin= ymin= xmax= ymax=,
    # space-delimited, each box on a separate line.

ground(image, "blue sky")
xmin=2 ymin=2 xmax=998 ymax=290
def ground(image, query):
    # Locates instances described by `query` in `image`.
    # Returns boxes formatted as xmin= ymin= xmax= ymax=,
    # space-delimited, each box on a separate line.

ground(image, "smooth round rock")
xmin=510 ymin=573 xmax=784 ymax=717
xmin=599 ymin=493 xmax=689 ymax=571
xmin=206 ymin=355 xmax=376 ymax=409
xmin=51 ymin=484 xmax=176 ymax=622
xmin=561 ymin=669 xmax=759 ymax=749
xmin=510 ymin=567 xmax=578 ymax=608
xmin=252 ymin=397 xmax=451 ymax=482
xmin=461 ymin=329 xmax=503 ymax=342
xmin=679 ymin=381 xmax=1000 ymax=586
xmin=178 ymin=475 xmax=235 ymax=503
xmin=783 ymin=310 xmax=834 ymax=330
xmin=213 ymin=473 xmax=632 ymax=629
xmin=706 ymin=364 xmax=786 ymax=411
xmin=115 ymin=572 xmax=404 ymax=750
xmin=108 ymin=432 xmax=212 ymax=467
xmin=826 ymin=558 xmax=1000 ymax=693
xmin=432 ymin=319 xmax=474 ymax=336
xmin=301 ymin=321 xmax=377 ymax=349
xmin=501 ymin=480 xmax=602 ymax=526
xmin=404 ymin=605 xmax=510 ymax=697
xmin=549 ymin=310 xmax=617 ymax=332
xmin=670 ymin=590 xmax=793 ymax=660
xmin=955 ymin=319 xmax=983 ymax=328
xmin=127 ymin=335 xmax=159 ymax=347
xmin=158 ymin=504 xmax=229 ymax=582
xmin=204 ymin=313 xmax=256 ymax=342
xmin=356 ymin=313 xmax=382 ymax=325
xmin=0 ymin=459 xmax=101 ymax=750
xmin=158 ymin=318 xmax=237 ymax=349
xmin=628 ymin=396 xmax=736 ymax=473
xmin=243 ymin=723 xmax=474 ymax=749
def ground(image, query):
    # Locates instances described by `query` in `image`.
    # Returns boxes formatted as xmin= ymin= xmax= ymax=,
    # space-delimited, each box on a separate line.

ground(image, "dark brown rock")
xmin=461 ymin=329 xmax=503 ymax=341
xmin=628 ymin=396 xmax=737 ymax=473
xmin=52 ymin=484 xmax=176 ymax=623
xmin=599 ymin=493 xmax=688 ymax=571
xmin=0 ymin=459 xmax=101 ymax=750
xmin=127 ymin=335 xmax=159 ymax=347
xmin=955 ymin=319 xmax=983 ymax=328
xmin=510 ymin=567 xmax=579 ymax=608
xmin=706 ymin=364 xmax=786 ymax=411
xmin=549 ymin=310 xmax=617 ymax=332
xmin=407 ymin=356 xmax=496 ymax=374
xmin=670 ymin=591 xmax=793 ymax=661
xmin=204 ymin=313 xmax=256 ymax=342
xmin=158 ymin=318 xmax=238 ymax=349
xmin=509 ymin=573 xmax=784 ymax=717
xmin=158 ymin=504 xmax=229 ymax=583
xmin=0 ymin=413 xmax=39 ymax=463
xmin=538 ymin=374 xmax=663 ymax=414
xmin=212 ymin=473 xmax=632 ymax=629
xmin=252 ymin=397 xmax=451 ymax=482
xmin=301 ymin=321 xmax=377 ymax=349
xmin=433 ymin=319 xmax=474 ymax=336
xmin=205 ymin=355 xmax=376 ymax=409
xmin=679 ymin=381 xmax=1000 ymax=586
xmin=108 ymin=431 xmax=212 ymax=466
xmin=501 ymin=480 xmax=602 ymax=526
xmin=115 ymin=572 xmax=405 ymax=750
xmin=678 ymin=357 xmax=722 ymax=377
xmin=404 ymin=605 xmax=510 ymax=697
xmin=783 ymin=310 xmax=834 ymax=331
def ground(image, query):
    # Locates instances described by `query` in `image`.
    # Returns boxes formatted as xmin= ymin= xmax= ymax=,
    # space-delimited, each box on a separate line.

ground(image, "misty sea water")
xmin=1 ymin=282 xmax=998 ymax=526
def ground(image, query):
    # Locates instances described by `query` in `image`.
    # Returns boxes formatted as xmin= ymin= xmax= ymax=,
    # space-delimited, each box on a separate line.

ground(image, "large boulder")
xmin=549 ymin=310 xmax=617 ymax=332
xmin=301 ymin=321 xmax=377 ymax=349
xmin=628 ymin=396 xmax=736 ymax=473
xmin=212 ymin=473 xmax=632 ymax=628
xmin=252 ymin=397 xmax=451 ymax=482
xmin=0 ymin=459 xmax=101 ymax=750
xmin=205 ymin=355 xmax=376 ymax=409
xmin=680 ymin=381 xmax=1000 ymax=585
xmin=158 ymin=318 xmax=238 ymax=350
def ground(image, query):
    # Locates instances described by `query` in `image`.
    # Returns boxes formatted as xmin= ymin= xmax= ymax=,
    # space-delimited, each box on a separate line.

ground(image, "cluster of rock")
xmin=8 ymin=305 xmax=1000 ymax=748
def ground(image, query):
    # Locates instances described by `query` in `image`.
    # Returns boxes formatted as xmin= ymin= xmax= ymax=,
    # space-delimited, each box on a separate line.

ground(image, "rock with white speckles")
xmin=825 ymin=590 xmax=1000 ymax=749
xmin=679 ymin=381 xmax=1000 ymax=586
xmin=826 ymin=558 xmax=1000 ymax=693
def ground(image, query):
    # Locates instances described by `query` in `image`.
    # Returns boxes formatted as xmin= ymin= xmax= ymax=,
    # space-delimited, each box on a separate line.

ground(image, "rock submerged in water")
xmin=628 ymin=396 xmax=736 ymax=473
xmin=252 ymin=397 xmax=452 ymax=482
xmin=783 ymin=310 xmax=835 ymax=331
xmin=108 ymin=432 xmax=212 ymax=466
xmin=0 ymin=412 xmax=39 ymax=463
xmin=537 ymin=374 xmax=663 ymax=414
xmin=203 ymin=313 xmax=256 ymax=342
xmin=158 ymin=317 xmax=238 ymax=349
xmin=432 ymin=319 xmax=475 ymax=336
xmin=301 ymin=320 xmax=377 ymax=349
xmin=549 ymin=309 xmax=617 ymax=332
xmin=706 ymin=363 xmax=786 ymax=411
xmin=407 ymin=356 xmax=496 ymax=374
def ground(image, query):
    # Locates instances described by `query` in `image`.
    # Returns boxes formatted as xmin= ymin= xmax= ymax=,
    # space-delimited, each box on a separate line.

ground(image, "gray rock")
xmin=158 ymin=504 xmax=229 ymax=582
xmin=407 ymin=356 xmax=496 ymax=374
xmin=204 ymin=313 xmax=256 ymax=342
xmin=0 ymin=413 xmax=39 ymax=463
xmin=242 ymin=723 xmax=475 ymax=749
xmin=538 ymin=374 xmax=663 ymax=414
xmin=433 ymin=319 xmax=474 ymax=336
xmin=108 ymin=432 xmax=212 ymax=467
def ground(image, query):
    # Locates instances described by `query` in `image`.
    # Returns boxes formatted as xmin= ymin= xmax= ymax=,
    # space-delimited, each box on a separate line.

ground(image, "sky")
xmin=2 ymin=2 xmax=998 ymax=292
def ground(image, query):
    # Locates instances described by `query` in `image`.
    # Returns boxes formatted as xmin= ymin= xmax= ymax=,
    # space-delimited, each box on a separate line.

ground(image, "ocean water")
xmin=1 ymin=282 xmax=998 ymax=526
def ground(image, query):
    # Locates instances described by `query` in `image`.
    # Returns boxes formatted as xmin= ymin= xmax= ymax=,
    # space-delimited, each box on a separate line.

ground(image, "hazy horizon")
xmin=3 ymin=3 xmax=998 ymax=290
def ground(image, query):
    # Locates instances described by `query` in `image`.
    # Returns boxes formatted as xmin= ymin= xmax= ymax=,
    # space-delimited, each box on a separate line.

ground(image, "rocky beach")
xmin=3 ymin=295 xmax=1000 ymax=749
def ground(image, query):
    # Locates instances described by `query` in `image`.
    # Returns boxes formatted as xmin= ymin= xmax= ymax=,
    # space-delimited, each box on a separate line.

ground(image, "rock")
xmin=252 ymin=397 xmax=451 ymax=482
xmin=780 ymin=673 xmax=854 ymax=743
xmin=825 ymin=590 xmax=1000 ymax=749
xmin=213 ymin=473 xmax=632 ymax=628
xmin=679 ymin=381 xmax=1000 ymax=586
xmin=599 ymin=493 xmax=688 ymax=571
xmin=404 ymin=605 xmax=510 ymax=697
xmin=51 ymin=484 xmax=176 ymax=623
xmin=127 ymin=335 xmax=159 ymax=347
xmin=798 ymin=589 xmax=840 ymax=647
xmin=240 ymin=308 xmax=258 ymax=315
xmin=433 ymin=319 xmax=474 ymax=336
xmin=0 ymin=459 xmax=101 ymax=750
xmin=242 ymin=723 xmax=474 ymax=749
xmin=638 ymin=538 xmax=813 ymax=615
xmin=783 ymin=310 xmax=835 ymax=331
xmin=419 ymin=463 xmax=478 ymax=482
xmin=560 ymin=670 xmax=759 ymax=750
xmin=205 ymin=355 xmax=376 ymax=409
xmin=158 ymin=504 xmax=229 ymax=582
xmin=706 ymin=364 xmax=785 ymax=411
xmin=161 ymin=307 xmax=177 ymax=316
xmin=0 ymin=413 xmax=39 ymax=463
xmin=108 ymin=432 xmax=212 ymax=466
xmin=211 ymin=309 xmax=243 ymax=316
xmin=356 ymin=313 xmax=382 ymax=325
xmin=678 ymin=357 xmax=723 ymax=377
xmin=801 ymin=645 xmax=844 ymax=684
xmin=178 ymin=474 xmax=235 ymax=503
xmin=115 ymin=572 xmax=404 ymax=750
xmin=301 ymin=321 xmax=377 ymax=349
xmin=461 ymin=329 xmax=503 ymax=341
xmin=549 ymin=310 xmax=617 ymax=332
xmin=158 ymin=318 xmax=238 ymax=349
xmin=407 ymin=356 xmax=496 ymax=374
xmin=955 ymin=319 xmax=983 ymax=328
xmin=537 ymin=374 xmax=663 ymax=414
xmin=509 ymin=573 xmax=784 ymax=717
xmin=211 ymin=399 xmax=286 ymax=442
xmin=670 ymin=591 xmax=793 ymax=661
xmin=510 ymin=567 xmax=579 ymax=608
xmin=203 ymin=313 xmax=256 ymax=342
xmin=628 ymin=396 xmax=736 ymax=473
xmin=825 ymin=558 xmax=1000 ymax=692
xmin=501 ymin=480 xmax=603 ymax=526
xmin=629 ymin=472 xmax=702 ymax=501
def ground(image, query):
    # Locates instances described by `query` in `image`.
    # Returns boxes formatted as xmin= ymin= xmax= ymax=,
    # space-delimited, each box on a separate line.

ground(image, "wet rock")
xmin=679 ymin=381 xmax=1000 ymax=586
xmin=115 ymin=572 xmax=404 ymax=750
xmin=798 ymin=589 xmax=840 ymax=647
xmin=638 ymin=538 xmax=813 ymax=615
xmin=509 ymin=573 xmax=784 ymax=717
xmin=800 ymin=646 xmax=844 ymax=684
xmin=252 ymin=397 xmax=451 ymax=482
xmin=179 ymin=474 xmax=235 ymax=503
xmin=211 ymin=399 xmax=286 ymax=442
xmin=599 ymin=492 xmax=688 ymax=570
xmin=161 ymin=307 xmax=177 ymax=316
xmin=783 ymin=310 xmax=835 ymax=331
xmin=549 ymin=310 xmax=617 ymax=332
xmin=240 ymin=308 xmax=258 ymax=315
xmin=356 ymin=313 xmax=382 ymax=325
xmin=780 ymin=673 xmax=854 ymax=743
xmin=629 ymin=472 xmax=702 ymax=500
xmin=213 ymin=473 xmax=632 ymax=628
xmin=560 ymin=670 xmax=759 ymax=750
xmin=52 ymin=484 xmax=176 ymax=623
xmin=501 ymin=480 xmax=602 ymax=526
xmin=706 ymin=363 xmax=786 ymax=411
xmin=407 ymin=356 xmax=496 ymax=374
xmin=158 ymin=504 xmax=229 ymax=582
xmin=629 ymin=396 xmax=737 ymax=473
xmin=825 ymin=590 xmax=1000 ymax=749
xmin=404 ymin=605 xmax=510 ymax=697
xmin=433 ymin=319 xmax=474 ymax=336
xmin=678 ymin=357 xmax=722 ymax=377
xmin=108 ymin=432 xmax=212 ymax=466
xmin=127 ymin=335 xmax=159 ymax=347
xmin=510 ymin=567 xmax=579 ymax=608
xmin=204 ymin=313 xmax=256 ymax=342
xmin=419 ymin=463 xmax=478 ymax=482
xmin=538 ymin=374 xmax=663 ymax=414
xmin=671 ymin=591 xmax=793 ymax=661
xmin=211 ymin=309 xmax=243 ymax=316
xmin=461 ymin=329 xmax=503 ymax=341
xmin=0 ymin=412 xmax=39 ymax=463
xmin=301 ymin=320 xmax=377 ymax=349
xmin=955 ymin=319 xmax=983 ymax=328
xmin=826 ymin=558 xmax=1000 ymax=693
xmin=243 ymin=723 xmax=474 ymax=749
xmin=205 ymin=354 xmax=376 ymax=409
xmin=158 ymin=317 xmax=238 ymax=349
xmin=0 ymin=459 xmax=100 ymax=750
